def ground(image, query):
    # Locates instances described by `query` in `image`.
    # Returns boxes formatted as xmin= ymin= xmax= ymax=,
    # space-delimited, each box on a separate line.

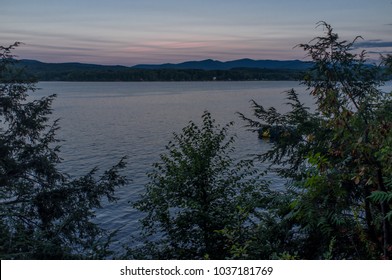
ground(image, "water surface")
xmin=34 ymin=81 xmax=314 ymax=247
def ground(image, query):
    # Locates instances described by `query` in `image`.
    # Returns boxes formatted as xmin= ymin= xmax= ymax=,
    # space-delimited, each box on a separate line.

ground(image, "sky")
xmin=1 ymin=0 xmax=391 ymax=66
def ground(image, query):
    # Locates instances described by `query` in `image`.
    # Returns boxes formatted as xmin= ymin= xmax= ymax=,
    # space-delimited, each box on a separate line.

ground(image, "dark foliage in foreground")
xmin=0 ymin=43 xmax=127 ymax=259
xmin=239 ymin=22 xmax=392 ymax=259
xmin=127 ymin=112 xmax=270 ymax=259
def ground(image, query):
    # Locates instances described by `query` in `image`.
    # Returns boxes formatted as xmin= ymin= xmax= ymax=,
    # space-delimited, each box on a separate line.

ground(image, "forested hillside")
xmin=16 ymin=59 xmax=307 ymax=81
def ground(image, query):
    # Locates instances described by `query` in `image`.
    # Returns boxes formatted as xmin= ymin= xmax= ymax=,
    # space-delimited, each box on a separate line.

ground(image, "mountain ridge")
xmin=18 ymin=58 xmax=312 ymax=71
xmin=132 ymin=58 xmax=312 ymax=70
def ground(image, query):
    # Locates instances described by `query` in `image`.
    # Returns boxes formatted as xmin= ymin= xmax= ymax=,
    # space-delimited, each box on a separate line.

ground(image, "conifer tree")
xmin=241 ymin=22 xmax=392 ymax=259
xmin=0 ymin=43 xmax=127 ymax=259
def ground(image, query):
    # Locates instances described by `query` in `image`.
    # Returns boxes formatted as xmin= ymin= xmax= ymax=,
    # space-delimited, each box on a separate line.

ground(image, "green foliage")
xmin=129 ymin=111 xmax=269 ymax=259
xmin=0 ymin=43 xmax=127 ymax=259
xmin=241 ymin=22 xmax=392 ymax=259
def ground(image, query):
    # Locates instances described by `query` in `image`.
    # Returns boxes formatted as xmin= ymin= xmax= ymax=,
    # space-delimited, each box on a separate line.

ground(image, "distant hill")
xmin=18 ymin=59 xmax=127 ymax=74
xmin=14 ymin=59 xmax=310 ymax=81
xmin=132 ymin=58 xmax=312 ymax=70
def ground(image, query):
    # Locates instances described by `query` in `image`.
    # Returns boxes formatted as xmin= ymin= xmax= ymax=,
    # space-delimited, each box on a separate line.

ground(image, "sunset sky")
xmin=1 ymin=0 xmax=391 ymax=65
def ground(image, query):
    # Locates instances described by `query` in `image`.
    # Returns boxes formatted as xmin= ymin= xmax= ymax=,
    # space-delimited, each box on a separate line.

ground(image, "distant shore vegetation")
xmin=13 ymin=58 xmax=390 ymax=82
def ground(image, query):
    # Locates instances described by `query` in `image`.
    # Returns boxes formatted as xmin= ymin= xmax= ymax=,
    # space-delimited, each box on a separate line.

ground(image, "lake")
xmin=33 ymin=81 xmax=314 ymax=248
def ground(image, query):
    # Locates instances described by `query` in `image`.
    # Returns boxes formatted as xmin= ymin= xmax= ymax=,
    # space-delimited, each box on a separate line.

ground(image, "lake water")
xmin=33 ymin=81 xmax=315 ymax=248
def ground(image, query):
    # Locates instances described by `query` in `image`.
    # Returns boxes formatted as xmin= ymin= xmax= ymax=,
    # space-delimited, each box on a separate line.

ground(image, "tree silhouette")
xmin=0 ymin=43 xmax=127 ymax=259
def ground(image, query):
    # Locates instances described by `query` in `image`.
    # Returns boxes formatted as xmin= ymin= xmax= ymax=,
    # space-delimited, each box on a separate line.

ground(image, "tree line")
xmin=16 ymin=62 xmax=306 ymax=81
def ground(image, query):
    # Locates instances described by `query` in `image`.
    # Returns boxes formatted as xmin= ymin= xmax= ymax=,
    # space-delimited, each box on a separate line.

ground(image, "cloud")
xmin=28 ymin=44 xmax=97 ymax=52
xmin=368 ymin=51 xmax=392 ymax=55
xmin=353 ymin=39 xmax=392 ymax=49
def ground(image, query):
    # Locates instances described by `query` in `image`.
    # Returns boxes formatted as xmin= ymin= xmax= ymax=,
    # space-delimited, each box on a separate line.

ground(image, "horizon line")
xmin=17 ymin=57 xmax=311 ymax=68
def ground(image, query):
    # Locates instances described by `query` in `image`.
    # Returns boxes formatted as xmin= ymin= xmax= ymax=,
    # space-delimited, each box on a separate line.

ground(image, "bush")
xmin=129 ymin=111 xmax=269 ymax=259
